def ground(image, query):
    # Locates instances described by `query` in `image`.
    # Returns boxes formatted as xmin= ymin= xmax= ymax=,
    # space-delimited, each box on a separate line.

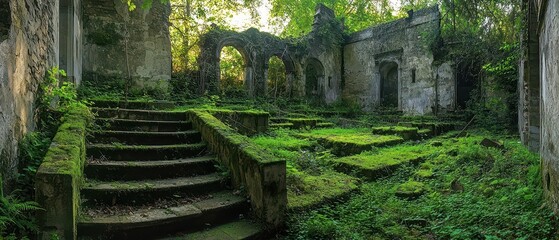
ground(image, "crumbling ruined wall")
xmin=82 ymin=0 xmax=172 ymax=84
xmin=198 ymin=4 xmax=344 ymax=104
xmin=536 ymin=0 xmax=559 ymax=212
xmin=342 ymin=6 xmax=453 ymax=114
xmin=0 ymin=0 xmax=59 ymax=188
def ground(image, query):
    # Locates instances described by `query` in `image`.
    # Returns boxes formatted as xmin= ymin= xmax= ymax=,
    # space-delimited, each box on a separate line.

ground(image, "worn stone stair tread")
xmin=87 ymin=156 xmax=215 ymax=168
xmin=87 ymin=143 xmax=206 ymax=150
xmin=92 ymin=130 xmax=199 ymax=135
xmin=83 ymin=173 xmax=222 ymax=192
xmin=96 ymin=118 xmax=190 ymax=124
xmin=92 ymin=107 xmax=181 ymax=114
xmin=160 ymin=220 xmax=264 ymax=240
xmin=78 ymin=192 xmax=247 ymax=230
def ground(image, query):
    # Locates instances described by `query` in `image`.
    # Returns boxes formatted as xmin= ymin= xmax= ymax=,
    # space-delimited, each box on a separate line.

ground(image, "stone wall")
xmin=536 ymin=0 xmax=559 ymax=212
xmin=82 ymin=0 xmax=172 ymax=84
xmin=518 ymin=0 xmax=541 ymax=153
xmin=342 ymin=6 xmax=454 ymax=114
xmin=0 ymin=0 xmax=59 ymax=188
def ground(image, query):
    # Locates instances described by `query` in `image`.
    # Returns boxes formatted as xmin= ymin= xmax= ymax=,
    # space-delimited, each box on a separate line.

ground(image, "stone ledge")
xmin=188 ymin=110 xmax=286 ymax=229
xmin=35 ymin=104 xmax=92 ymax=240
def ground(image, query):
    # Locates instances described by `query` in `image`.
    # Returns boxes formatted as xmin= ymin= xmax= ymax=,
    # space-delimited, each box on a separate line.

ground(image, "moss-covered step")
xmin=86 ymin=143 xmax=207 ymax=161
xmin=298 ymin=128 xmax=404 ymax=156
xmin=78 ymin=191 xmax=248 ymax=239
xmin=288 ymin=171 xmax=359 ymax=212
xmin=395 ymin=181 xmax=427 ymax=199
xmin=161 ymin=220 xmax=264 ymax=240
xmin=269 ymin=122 xmax=295 ymax=129
xmin=92 ymin=108 xmax=187 ymax=121
xmin=85 ymin=156 xmax=217 ymax=181
xmin=397 ymin=121 xmax=461 ymax=136
xmin=333 ymin=146 xmax=428 ymax=179
xmin=89 ymin=130 xmax=202 ymax=145
xmin=371 ymin=126 xmax=419 ymax=140
xmin=95 ymin=118 xmax=193 ymax=132
xmin=89 ymin=99 xmax=176 ymax=110
xmin=81 ymin=173 xmax=223 ymax=205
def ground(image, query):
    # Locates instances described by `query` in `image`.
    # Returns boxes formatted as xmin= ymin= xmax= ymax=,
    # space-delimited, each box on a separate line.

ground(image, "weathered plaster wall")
xmin=82 ymin=0 xmax=172 ymax=83
xmin=0 ymin=0 xmax=59 ymax=188
xmin=342 ymin=6 xmax=453 ymax=114
xmin=537 ymin=0 xmax=559 ymax=212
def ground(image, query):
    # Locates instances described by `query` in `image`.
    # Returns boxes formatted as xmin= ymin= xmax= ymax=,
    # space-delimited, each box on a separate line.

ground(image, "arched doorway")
xmin=305 ymin=58 xmax=324 ymax=99
xmin=380 ymin=62 xmax=399 ymax=108
xmin=219 ymin=46 xmax=247 ymax=97
xmin=267 ymin=56 xmax=288 ymax=98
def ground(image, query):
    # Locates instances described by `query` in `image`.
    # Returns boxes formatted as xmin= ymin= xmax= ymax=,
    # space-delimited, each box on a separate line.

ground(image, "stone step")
xmin=81 ymin=173 xmax=224 ymax=206
xmin=85 ymin=156 xmax=217 ymax=181
xmin=89 ymin=130 xmax=202 ymax=145
xmin=78 ymin=192 xmax=248 ymax=239
xmin=92 ymin=108 xmax=188 ymax=121
xmin=160 ymin=220 xmax=265 ymax=240
xmin=95 ymin=118 xmax=193 ymax=132
xmin=89 ymin=99 xmax=175 ymax=110
xmin=87 ymin=143 xmax=207 ymax=161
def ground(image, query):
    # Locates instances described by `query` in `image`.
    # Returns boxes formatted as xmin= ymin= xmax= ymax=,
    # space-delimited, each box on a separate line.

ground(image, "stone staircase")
xmin=78 ymin=107 xmax=263 ymax=239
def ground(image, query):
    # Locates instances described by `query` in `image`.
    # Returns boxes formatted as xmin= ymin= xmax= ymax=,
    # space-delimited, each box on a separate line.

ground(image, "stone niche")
xmin=82 ymin=0 xmax=172 ymax=87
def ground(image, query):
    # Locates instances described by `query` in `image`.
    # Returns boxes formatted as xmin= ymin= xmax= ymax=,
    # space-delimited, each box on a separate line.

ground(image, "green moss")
xmin=288 ymin=171 xmax=358 ymax=211
xmin=395 ymin=181 xmax=426 ymax=199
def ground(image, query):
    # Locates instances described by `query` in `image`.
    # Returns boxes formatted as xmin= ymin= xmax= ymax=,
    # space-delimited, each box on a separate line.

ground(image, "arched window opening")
xmin=380 ymin=62 xmax=399 ymax=108
xmin=267 ymin=56 xmax=287 ymax=98
xmin=305 ymin=58 xmax=324 ymax=99
xmin=219 ymin=46 xmax=246 ymax=97
xmin=0 ymin=0 xmax=11 ymax=42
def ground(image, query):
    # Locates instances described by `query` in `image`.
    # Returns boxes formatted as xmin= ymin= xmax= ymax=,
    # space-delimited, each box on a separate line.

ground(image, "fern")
xmin=0 ymin=177 xmax=42 ymax=236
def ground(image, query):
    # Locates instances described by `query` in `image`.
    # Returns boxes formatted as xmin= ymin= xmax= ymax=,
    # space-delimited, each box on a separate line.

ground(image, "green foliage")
xmin=0 ymin=177 xmax=42 ymax=237
xmin=267 ymin=56 xmax=288 ymax=99
xmin=16 ymin=133 xmax=51 ymax=199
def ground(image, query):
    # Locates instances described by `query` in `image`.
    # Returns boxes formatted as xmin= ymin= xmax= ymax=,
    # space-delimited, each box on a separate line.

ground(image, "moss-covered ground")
xmin=112 ymin=98 xmax=558 ymax=239
xmin=283 ymin=132 xmax=558 ymax=239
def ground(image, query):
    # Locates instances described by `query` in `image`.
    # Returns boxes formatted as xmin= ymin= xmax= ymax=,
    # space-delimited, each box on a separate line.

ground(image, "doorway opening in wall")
xmin=0 ymin=0 xmax=10 ymax=42
xmin=380 ymin=62 xmax=399 ymax=109
xmin=305 ymin=58 xmax=324 ymax=101
xmin=267 ymin=55 xmax=287 ymax=99
xmin=219 ymin=46 xmax=247 ymax=97
xmin=456 ymin=61 xmax=480 ymax=109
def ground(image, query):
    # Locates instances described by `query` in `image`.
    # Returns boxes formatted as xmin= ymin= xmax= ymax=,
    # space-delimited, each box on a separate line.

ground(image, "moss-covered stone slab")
xmin=288 ymin=171 xmax=359 ymax=211
xmin=92 ymin=107 xmax=187 ymax=121
xmin=81 ymin=173 xmax=223 ymax=205
xmin=395 ymin=181 xmax=426 ymax=199
xmin=86 ymin=143 xmax=207 ymax=161
xmin=95 ymin=118 xmax=193 ymax=132
xmin=333 ymin=146 xmax=428 ymax=179
xmin=85 ymin=156 xmax=217 ymax=181
xmin=270 ymin=122 xmax=295 ymax=128
xmin=398 ymin=121 xmax=461 ymax=136
xmin=298 ymin=128 xmax=404 ymax=156
xmin=90 ymin=130 xmax=202 ymax=145
xmin=89 ymin=99 xmax=176 ymax=110
xmin=372 ymin=126 xmax=419 ymax=140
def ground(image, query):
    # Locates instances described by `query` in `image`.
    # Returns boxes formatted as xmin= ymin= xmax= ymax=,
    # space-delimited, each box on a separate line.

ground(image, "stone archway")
xmin=266 ymin=52 xmax=296 ymax=98
xmin=305 ymin=58 xmax=324 ymax=99
xmin=379 ymin=61 xmax=399 ymax=108
xmin=216 ymin=38 xmax=253 ymax=95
